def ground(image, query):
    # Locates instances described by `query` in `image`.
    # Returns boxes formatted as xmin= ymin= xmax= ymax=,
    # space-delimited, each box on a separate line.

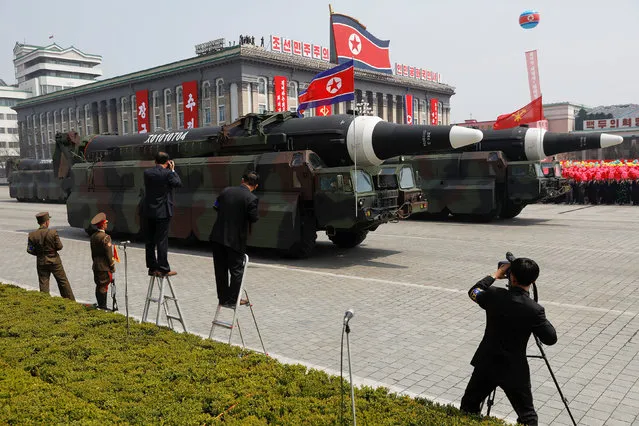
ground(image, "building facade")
xmin=13 ymin=42 xmax=102 ymax=97
xmin=14 ymin=44 xmax=454 ymax=160
xmin=0 ymin=81 xmax=30 ymax=181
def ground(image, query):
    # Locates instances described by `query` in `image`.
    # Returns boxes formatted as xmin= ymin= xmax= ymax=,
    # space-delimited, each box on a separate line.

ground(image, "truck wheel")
xmin=500 ymin=201 xmax=525 ymax=219
xmin=281 ymin=216 xmax=317 ymax=259
xmin=328 ymin=229 xmax=368 ymax=248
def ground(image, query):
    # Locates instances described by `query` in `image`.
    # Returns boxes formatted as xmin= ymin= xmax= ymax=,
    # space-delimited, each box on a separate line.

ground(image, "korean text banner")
xmin=274 ymin=76 xmax=288 ymax=112
xmin=182 ymin=80 xmax=198 ymax=129
xmin=135 ymin=89 xmax=150 ymax=134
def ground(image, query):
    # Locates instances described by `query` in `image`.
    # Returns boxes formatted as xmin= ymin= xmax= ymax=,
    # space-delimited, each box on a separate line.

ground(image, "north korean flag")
xmin=331 ymin=13 xmax=392 ymax=74
xmin=297 ymin=60 xmax=354 ymax=115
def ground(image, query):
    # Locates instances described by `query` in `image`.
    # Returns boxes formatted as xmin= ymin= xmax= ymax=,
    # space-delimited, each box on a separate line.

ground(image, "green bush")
xmin=0 ymin=285 xmax=504 ymax=425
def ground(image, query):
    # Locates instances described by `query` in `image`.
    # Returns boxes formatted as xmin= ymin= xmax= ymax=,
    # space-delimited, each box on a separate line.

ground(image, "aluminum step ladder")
xmin=142 ymin=274 xmax=187 ymax=332
xmin=209 ymin=254 xmax=267 ymax=354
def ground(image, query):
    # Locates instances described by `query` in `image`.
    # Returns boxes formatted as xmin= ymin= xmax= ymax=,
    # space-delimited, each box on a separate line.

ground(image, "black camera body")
xmin=497 ymin=252 xmax=516 ymax=283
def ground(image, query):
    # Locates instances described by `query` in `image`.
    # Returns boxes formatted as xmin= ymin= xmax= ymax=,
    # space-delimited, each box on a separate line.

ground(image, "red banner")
xmin=525 ymin=50 xmax=541 ymax=101
xmin=316 ymin=105 xmax=332 ymax=116
xmin=182 ymin=81 xmax=198 ymax=129
xmin=135 ymin=89 xmax=150 ymax=134
xmin=405 ymin=94 xmax=414 ymax=125
xmin=274 ymin=76 xmax=288 ymax=112
xmin=430 ymin=98 xmax=439 ymax=125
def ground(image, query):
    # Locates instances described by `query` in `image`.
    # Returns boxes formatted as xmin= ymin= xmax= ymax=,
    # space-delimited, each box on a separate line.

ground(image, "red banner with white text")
xmin=316 ymin=104 xmax=332 ymax=116
xmin=430 ymin=98 xmax=439 ymax=125
xmin=135 ymin=89 xmax=150 ymax=133
xmin=274 ymin=76 xmax=288 ymax=112
xmin=182 ymin=80 xmax=198 ymax=129
xmin=405 ymin=94 xmax=414 ymax=125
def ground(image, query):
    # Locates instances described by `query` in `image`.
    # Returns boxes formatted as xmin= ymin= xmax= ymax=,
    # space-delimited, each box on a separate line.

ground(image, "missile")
xmin=82 ymin=113 xmax=483 ymax=167
xmin=466 ymin=127 xmax=624 ymax=161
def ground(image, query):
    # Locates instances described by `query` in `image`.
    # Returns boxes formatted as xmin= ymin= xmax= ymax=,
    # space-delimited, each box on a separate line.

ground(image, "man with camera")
xmin=142 ymin=152 xmax=182 ymax=277
xmin=460 ymin=256 xmax=557 ymax=426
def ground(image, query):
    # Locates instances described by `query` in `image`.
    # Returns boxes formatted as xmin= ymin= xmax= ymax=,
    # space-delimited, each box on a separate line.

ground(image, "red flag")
xmin=493 ymin=96 xmax=544 ymax=130
xmin=297 ymin=60 xmax=354 ymax=113
xmin=113 ymin=245 xmax=121 ymax=263
xmin=404 ymin=94 xmax=414 ymax=125
xmin=316 ymin=104 xmax=332 ymax=116
xmin=135 ymin=89 xmax=150 ymax=133
xmin=274 ymin=76 xmax=288 ymax=112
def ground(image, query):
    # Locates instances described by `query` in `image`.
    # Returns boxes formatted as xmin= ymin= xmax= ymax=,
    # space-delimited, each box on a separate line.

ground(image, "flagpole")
xmin=352 ymin=58 xmax=357 ymax=218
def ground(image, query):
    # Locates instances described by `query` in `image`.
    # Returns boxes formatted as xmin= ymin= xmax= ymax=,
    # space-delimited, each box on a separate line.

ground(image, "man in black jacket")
xmin=143 ymin=152 xmax=182 ymax=276
xmin=460 ymin=257 xmax=557 ymax=426
xmin=209 ymin=172 xmax=259 ymax=306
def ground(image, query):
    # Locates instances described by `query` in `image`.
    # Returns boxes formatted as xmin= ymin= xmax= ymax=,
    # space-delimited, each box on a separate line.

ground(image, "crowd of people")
xmin=558 ymin=160 xmax=639 ymax=205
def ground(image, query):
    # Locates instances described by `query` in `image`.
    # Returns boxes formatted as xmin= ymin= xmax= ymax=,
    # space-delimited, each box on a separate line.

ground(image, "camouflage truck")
xmin=8 ymin=158 xmax=68 ymax=203
xmin=58 ymin=112 xmax=481 ymax=257
xmin=391 ymin=126 xmax=624 ymax=221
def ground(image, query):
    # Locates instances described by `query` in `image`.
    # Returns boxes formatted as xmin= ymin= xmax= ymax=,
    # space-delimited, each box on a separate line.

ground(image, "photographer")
xmin=460 ymin=257 xmax=557 ymax=426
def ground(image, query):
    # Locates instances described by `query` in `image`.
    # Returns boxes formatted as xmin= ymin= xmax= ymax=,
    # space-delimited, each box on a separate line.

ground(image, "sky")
xmin=1 ymin=0 xmax=637 ymax=123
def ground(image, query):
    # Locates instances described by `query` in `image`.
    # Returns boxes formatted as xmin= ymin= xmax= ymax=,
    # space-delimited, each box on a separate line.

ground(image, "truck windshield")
xmin=352 ymin=169 xmax=373 ymax=193
xmin=399 ymin=166 xmax=415 ymax=189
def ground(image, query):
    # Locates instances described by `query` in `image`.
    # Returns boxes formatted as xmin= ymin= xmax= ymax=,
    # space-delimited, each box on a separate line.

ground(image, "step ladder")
xmin=209 ymin=255 xmax=267 ymax=354
xmin=141 ymin=274 xmax=187 ymax=332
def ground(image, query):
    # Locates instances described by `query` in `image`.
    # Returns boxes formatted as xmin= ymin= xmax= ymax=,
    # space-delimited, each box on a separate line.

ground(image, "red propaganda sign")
xmin=135 ymin=89 xmax=150 ymax=134
xmin=316 ymin=105 xmax=332 ymax=116
xmin=282 ymin=38 xmax=292 ymax=54
xmin=274 ymin=76 xmax=288 ymax=112
xmin=321 ymin=47 xmax=330 ymax=61
xmin=525 ymin=50 xmax=541 ymax=101
xmin=405 ymin=94 xmax=414 ymax=125
xmin=293 ymin=40 xmax=302 ymax=56
xmin=303 ymin=42 xmax=312 ymax=58
xmin=313 ymin=45 xmax=321 ymax=59
xmin=182 ymin=80 xmax=198 ymax=129
xmin=430 ymin=98 xmax=439 ymax=125
xmin=271 ymin=35 xmax=282 ymax=52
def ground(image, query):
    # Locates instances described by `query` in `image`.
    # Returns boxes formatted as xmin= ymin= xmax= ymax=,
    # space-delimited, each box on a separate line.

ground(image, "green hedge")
xmin=0 ymin=285 xmax=504 ymax=425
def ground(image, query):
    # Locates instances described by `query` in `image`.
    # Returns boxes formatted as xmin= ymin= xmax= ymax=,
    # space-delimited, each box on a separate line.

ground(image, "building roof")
xmin=585 ymin=104 xmax=639 ymax=118
xmin=13 ymin=42 xmax=102 ymax=62
xmin=14 ymin=44 xmax=454 ymax=109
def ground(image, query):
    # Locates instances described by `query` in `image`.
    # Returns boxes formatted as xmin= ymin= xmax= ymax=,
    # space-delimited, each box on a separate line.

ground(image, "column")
xmin=386 ymin=94 xmax=394 ymax=123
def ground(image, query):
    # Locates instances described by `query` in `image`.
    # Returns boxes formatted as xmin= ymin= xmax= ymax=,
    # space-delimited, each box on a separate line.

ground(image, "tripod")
xmin=340 ymin=310 xmax=356 ymax=426
xmin=483 ymin=283 xmax=577 ymax=426
xmin=118 ymin=241 xmax=131 ymax=334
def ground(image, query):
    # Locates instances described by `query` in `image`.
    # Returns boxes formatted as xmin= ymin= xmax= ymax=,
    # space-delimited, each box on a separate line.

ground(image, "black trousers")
xmin=460 ymin=366 xmax=537 ymax=426
xmin=145 ymin=217 xmax=170 ymax=273
xmin=211 ymin=242 xmax=245 ymax=305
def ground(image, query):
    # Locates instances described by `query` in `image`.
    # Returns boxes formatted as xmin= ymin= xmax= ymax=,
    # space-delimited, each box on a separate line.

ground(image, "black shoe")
xmin=148 ymin=269 xmax=159 ymax=276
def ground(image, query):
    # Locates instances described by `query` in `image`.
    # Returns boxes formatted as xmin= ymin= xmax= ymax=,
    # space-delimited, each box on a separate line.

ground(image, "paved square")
xmin=2 ymin=187 xmax=638 ymax=425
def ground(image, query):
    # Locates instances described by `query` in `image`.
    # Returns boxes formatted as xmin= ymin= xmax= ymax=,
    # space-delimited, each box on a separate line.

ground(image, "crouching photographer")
xmin=460 ymin=255 xmax=557 ymax=426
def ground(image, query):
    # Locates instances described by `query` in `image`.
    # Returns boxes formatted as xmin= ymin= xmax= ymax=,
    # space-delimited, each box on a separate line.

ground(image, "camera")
xmin=497 ymin=251 xmax=516 ymax=280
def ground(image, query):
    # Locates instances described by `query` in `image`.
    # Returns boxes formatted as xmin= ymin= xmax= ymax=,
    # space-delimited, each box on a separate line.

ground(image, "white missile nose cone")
xmin=600 ymin=133 xmax=624 ymax=148
xmin=449 ymin=126 xmax=483 ymax=149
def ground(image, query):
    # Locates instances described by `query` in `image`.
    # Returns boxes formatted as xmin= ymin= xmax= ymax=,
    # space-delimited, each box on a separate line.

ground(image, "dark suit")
xmin=461 ymin=276 xmax=557 ymax=426
xmin=142 ymin=164 xmax=182 ymax=273
xmin=27 ymin=226 xmax=75 ymax=300
xmin=90 ymin=230 xmax=115 ymax=307
xmin=209 ymin=185 xmax=259 ymax=304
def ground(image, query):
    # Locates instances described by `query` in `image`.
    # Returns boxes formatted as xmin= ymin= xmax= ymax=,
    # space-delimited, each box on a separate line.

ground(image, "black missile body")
xmin=83 ymin=113 xmax=483 ymax=167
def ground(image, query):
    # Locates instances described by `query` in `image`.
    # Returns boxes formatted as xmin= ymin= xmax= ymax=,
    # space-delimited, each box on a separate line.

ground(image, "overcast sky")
xmin=1 ymin=0 xmax=637 ymax=122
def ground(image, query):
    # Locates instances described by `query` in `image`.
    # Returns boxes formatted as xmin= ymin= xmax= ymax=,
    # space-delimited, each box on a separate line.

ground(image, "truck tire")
xmin=500 ymin=201 xmax=525 ymax=219
xmin=281 ymin=216 xmax=317 ymax=259
xmin=328 ymin=229 xmax=368 ymax=248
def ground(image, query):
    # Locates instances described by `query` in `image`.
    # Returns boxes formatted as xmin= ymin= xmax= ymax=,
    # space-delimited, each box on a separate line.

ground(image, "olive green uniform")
xmin=90 ymin=230 xmax=115 ymax=308
xmin=27 ymin=225 xmax=75 ymax=301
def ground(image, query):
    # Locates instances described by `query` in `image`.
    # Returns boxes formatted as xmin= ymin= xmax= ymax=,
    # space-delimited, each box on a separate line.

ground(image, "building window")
xmin=53 ymin=110 xmax=59 ymax=133
xmin=164 ymin=89 xmax=172 ymax=130
xmin=39 ymin=113 xmax=45 ymax=144
xmin=61 ymin=109 xmax=67 ymax=132
xmin=75 ymin=108 xmax=82 ymax=136
xmin=131 ymin=94 xmax=137 ymax=133
xmin=202 ymin=81 xmax=211 ymax=126
xmin=216 ymin=79 xmax=225 ymax=124
xmin=68 ymin=107 xmax=75 ymax=132
xmin=85 ymin=104 xmax=92 ymax=135
xmin=257 ymin=77 xmax=268 ymax=113
xmin=152 ymin=91 xmax=160 ymax=131
xmin=438 ymin=101 xmax=444 ymax=125
xmin=288 ymin=81 xmax=298 ymax=113
xmin=46 ymin=112 xmax=52 ymax=144
xmin=121 ymin=97 xmax=129 ymax=135
xmin=176 ymin=86 xmax=184 ymax=130
xmin=32 ymin=115 xmax=38 ymax=145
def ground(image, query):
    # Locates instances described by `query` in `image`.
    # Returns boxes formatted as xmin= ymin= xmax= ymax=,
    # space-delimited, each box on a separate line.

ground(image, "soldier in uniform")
xmin=90 ymin=212 xmax=115 ymax=309
xmin=27 ymin=212 xmax=75 ymax=300
xmin=460 ymin=257 xmax=557 ymax=426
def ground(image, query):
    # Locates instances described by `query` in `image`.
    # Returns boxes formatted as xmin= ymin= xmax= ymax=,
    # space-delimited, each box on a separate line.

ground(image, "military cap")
xmin=90 ymin=212 xmax=108 ymax=225
xmin=36 ymin=212 xmax=51 ymax=223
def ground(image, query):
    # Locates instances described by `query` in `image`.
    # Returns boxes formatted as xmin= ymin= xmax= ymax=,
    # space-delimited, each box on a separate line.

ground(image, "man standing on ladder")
xmin=460 ymin=258 xmax=557 ymax=426
xmin=89 ymin=212 xmax=115 ymax=309
xmin=142 ymin=152 xmax=181 ymax=277
xmin=209 ymin=172 xmax=260 ymax=307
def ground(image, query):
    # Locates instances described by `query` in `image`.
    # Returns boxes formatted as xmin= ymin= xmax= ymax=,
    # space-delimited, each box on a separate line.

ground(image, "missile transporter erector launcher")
xmin=8 ymin=158 xmax=68 ymax=203
xmin=389 ymin=126 xmax=624 ymax=221
xmin=60 ymin=112 xmax=482 ymax=257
